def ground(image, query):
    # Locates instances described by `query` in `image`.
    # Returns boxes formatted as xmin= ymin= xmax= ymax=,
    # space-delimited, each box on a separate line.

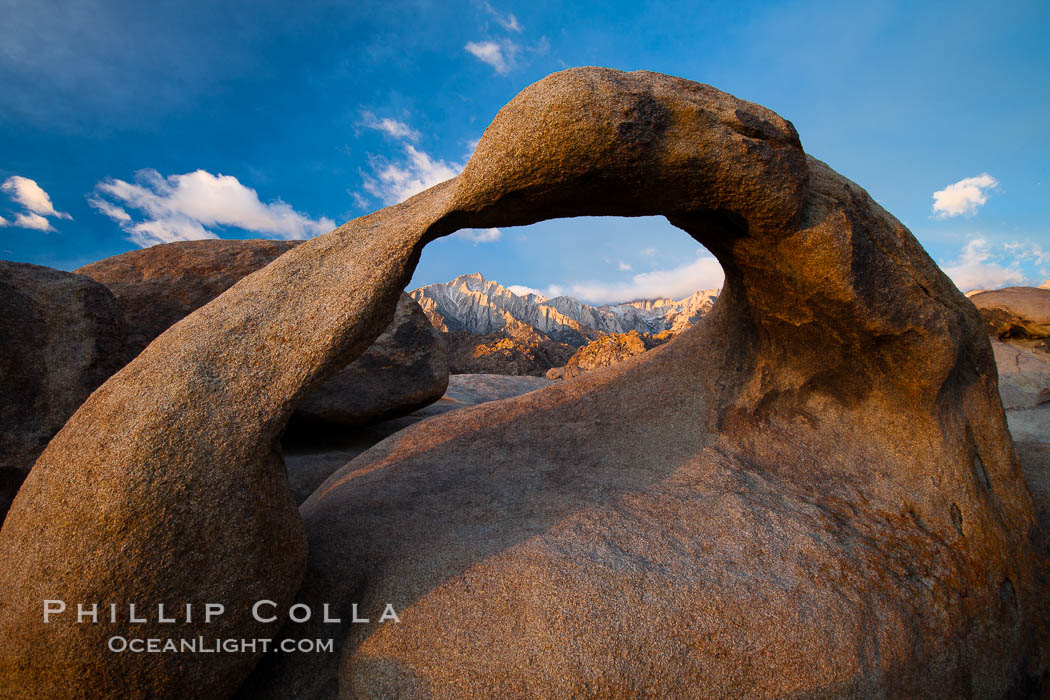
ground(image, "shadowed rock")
xmin=293 ymin=293 xmax=448 ymax=426
xmin=0 ymin=261 xmax=127 ymax=521
xmin=0 ymin=68 xmax=1042 ymax=698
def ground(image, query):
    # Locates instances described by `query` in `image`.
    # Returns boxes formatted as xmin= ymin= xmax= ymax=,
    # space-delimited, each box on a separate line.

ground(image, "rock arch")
xmin=0 ymin=68 xmax=1039 ymax=697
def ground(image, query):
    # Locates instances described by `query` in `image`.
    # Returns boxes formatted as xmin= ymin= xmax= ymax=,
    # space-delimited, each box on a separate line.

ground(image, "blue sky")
xmin=1 ymin=0 xmax=1047 ymax=302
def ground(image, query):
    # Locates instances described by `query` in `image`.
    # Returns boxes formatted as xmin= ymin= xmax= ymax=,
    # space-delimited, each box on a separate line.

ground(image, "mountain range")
xmin=408 ymin=272 xmax=719 ymax=346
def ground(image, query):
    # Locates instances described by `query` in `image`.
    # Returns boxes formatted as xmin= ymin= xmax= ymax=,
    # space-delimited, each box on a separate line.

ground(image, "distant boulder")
xmin=970 ymin=286 xmax=1050 ymax=340
xmin=993 ymin=339 xmax=1050 ymax=410
xmin=0 ymin=261 xmax=127 ymax=520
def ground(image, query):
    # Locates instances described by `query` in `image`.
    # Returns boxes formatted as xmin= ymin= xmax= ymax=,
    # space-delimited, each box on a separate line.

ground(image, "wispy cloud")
xmin=543 ymin=254 xmax=725 ymax=304
xmin=932 ymin=173 xmax=998 ymax=218
xmin=87 ymin=197 xmax=131 ymax=223
xmin=362 ymin=145 xmax=463 ymax=205
xmin=478 ymin=1 xmax=523 ymax=32
xmin=465 ymin=40 xmax=519 ymax=75
xmin=941 ymin=237 xmax=1024 ymax=292
xmin=360 ymin=111 xmax=421 ymax=142
xmin=617 ymin=261 xmax=632 ymax=271
xmin=90 ymin=169 xmax=334 ymax=248
xmin=453 ymin=227 xmax=502 ymax=244
xmin=357 ymin=114 xmax=475 ymax=207
xmin=1003 ymin=240 xmax=1050 ymax=266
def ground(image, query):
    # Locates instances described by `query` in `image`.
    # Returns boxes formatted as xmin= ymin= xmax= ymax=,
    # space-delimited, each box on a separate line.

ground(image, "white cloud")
xmin=362 ymin=145 xmax=463 ymax=205
xmin=941 ymin=238 xmax=1024 ymax=292
xmin=640 ymin=247 xmax=658 ymax=257
xmin=360 ymin=112 xmax=421 ymax=142
xmin=1 ymin=175 xmax=70 ymax=219
xmin=0 ymin=215 xmax=6 ymax=226
xmin=90 ymin=169 xmax=335 ymax=248
xmin=507 ymin=284 xmax=545 ymax=299
xmin=617 ymin=261 xmax=632 ymax=271
xmin=10 ymin=212 xmax=55 ymax=231
xmin=453 ymin=227 xmax=502 ymax=244
xmin=479 ymin=1 xmax=523 ymax=32
xmin=932 ymin=174 xmax=998 ymax=218
xmin=548 ymin=254 xmax=725 ymax=305
xmin=465 ymin=40 xmax=519 ymax=75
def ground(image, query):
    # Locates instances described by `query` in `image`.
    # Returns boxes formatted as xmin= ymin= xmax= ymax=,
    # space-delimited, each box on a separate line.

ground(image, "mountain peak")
xmin=409 ymin=273 xmax=721 ymax=343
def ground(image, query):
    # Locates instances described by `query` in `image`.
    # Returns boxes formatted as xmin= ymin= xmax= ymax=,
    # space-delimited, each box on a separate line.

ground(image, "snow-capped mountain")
xmin=408 ymin=273 xmax=719 ymax=345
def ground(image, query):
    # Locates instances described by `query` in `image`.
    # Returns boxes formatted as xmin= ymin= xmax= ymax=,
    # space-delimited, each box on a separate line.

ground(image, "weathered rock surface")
xmin=293 ymin=293 xmax=448 ymax=425
xmin=283 ymin=374 xmax=553 ymax=504
xmin=0 ymin=261 xmax=127 ymax=521
xmin=80 ymin=239 xmax=448 ymax=426
xmin=991 ymin=338 xmax=1050 ymax=445
xmin=993 ymin=339 xmax=1050 ymax=410
xmin=76 ymin=239 xmax=301 ymax=357
xmin=971 ymin=286 xmax=1050 ymax=340
xmin=547 ymin=329 xmax=662 ymax=379
xmin=1 ymin=67 xmax=1042 ymax=698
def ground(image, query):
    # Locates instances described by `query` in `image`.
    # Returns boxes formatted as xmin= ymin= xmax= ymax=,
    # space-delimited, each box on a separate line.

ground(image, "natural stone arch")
xmin=0 ymin=68 xmax=1039 ymax=698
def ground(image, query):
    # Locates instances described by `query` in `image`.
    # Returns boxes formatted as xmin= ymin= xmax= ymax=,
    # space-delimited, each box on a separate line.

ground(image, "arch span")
xmin=0 ymin=68 xmax=1038 ymax=698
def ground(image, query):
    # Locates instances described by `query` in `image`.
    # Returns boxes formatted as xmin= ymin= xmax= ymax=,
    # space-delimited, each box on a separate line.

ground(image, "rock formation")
xmin=79 ymin=239 xmax=448 ymax=426
xmin=0 ymin=261 xmax=127 ymax=521
xmin=0 ymin=68 xmax=1042 ymax=698
xmin=546 ymin=329 xmax=658 ymax=379
xmin=444 ymin=319 xmax=574 ymax=376
xmin=970 ymin=286 xmax=1050 ymax=340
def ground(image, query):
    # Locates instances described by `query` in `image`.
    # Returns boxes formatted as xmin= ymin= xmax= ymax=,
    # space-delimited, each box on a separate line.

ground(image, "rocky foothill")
xmin=0 ymin=68 xmax=1048 ymax=698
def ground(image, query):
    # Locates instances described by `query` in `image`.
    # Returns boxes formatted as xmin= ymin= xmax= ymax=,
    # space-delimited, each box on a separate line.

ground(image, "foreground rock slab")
xmin=0 ymin=261 xmax=127 ymax=521
xmin=0 ymin=68 xmax=1042 ymax=698
xmin=283 ymin=374 xmax=553 ymax=504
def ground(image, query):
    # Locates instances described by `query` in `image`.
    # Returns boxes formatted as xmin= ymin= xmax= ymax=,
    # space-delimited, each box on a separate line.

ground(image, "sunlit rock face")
xmin=0 ymin=68 xmax=1042 ymax=698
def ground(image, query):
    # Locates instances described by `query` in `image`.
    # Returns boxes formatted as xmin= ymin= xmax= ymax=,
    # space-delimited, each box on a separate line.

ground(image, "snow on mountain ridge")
xmin=409 ymin=273 xmax=720 ymax=344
